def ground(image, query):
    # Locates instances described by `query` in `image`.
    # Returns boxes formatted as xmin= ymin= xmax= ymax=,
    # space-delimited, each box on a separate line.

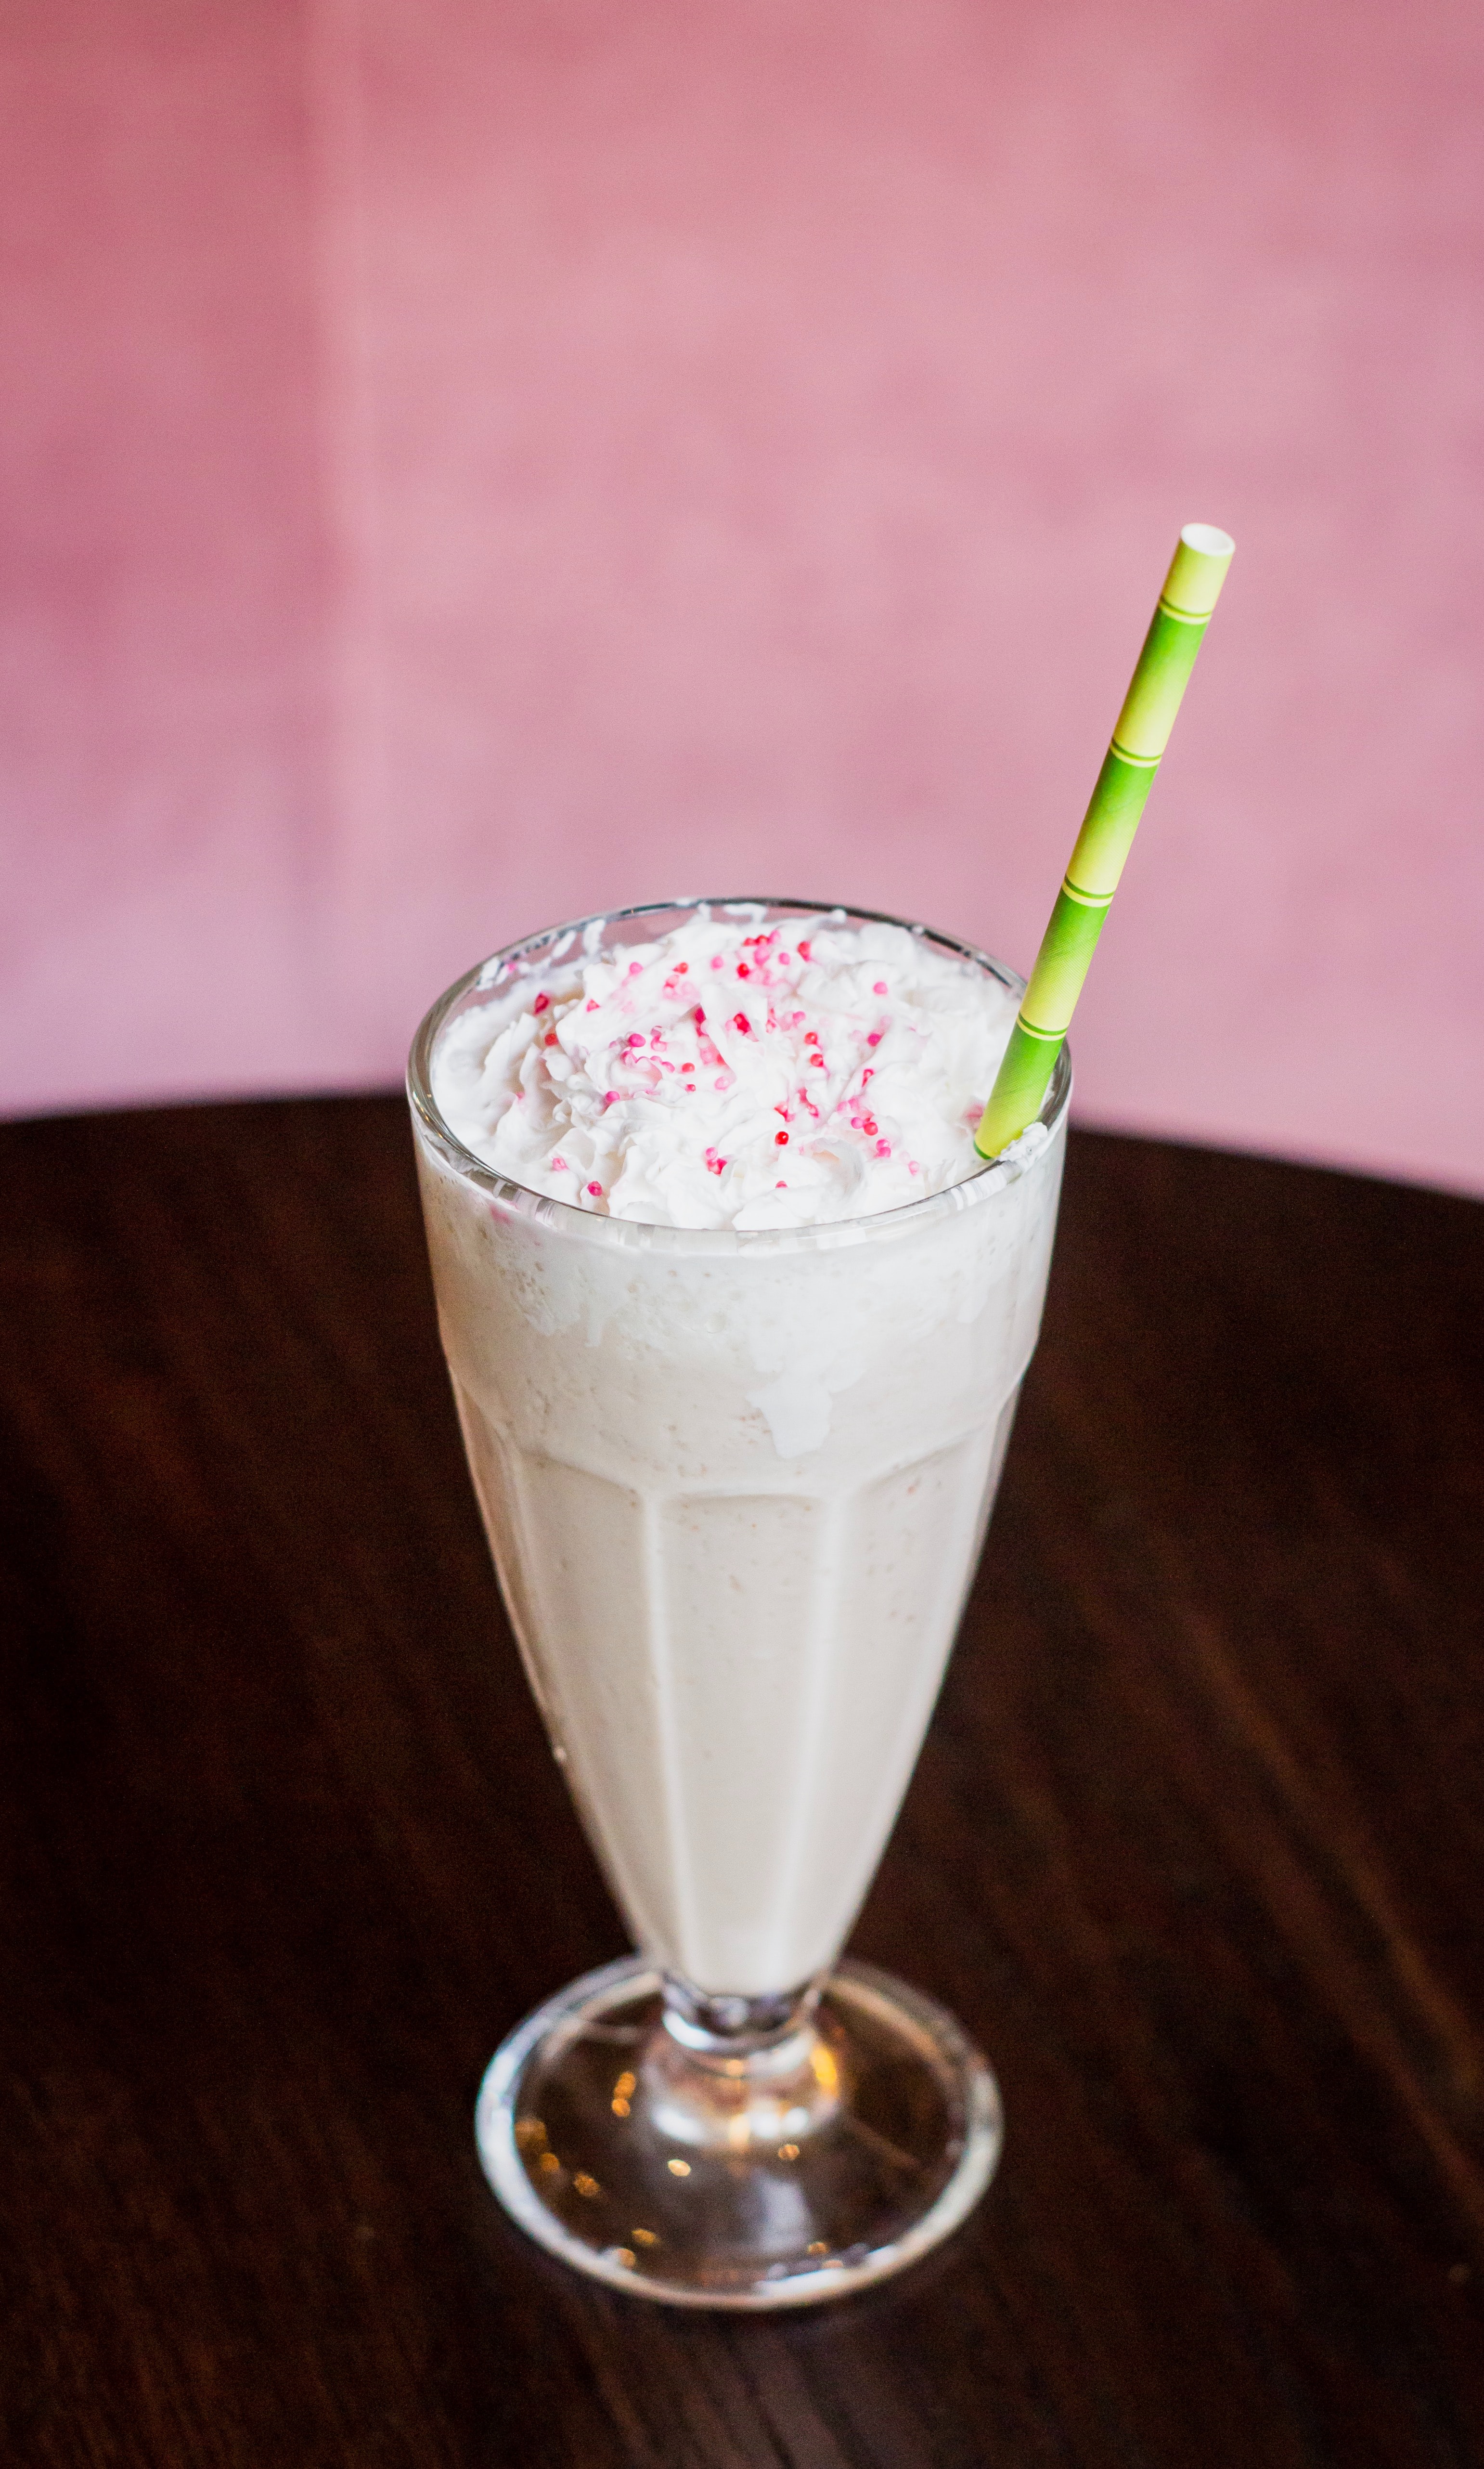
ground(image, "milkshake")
xmin=409 ymin=898 xmax=1070 ymax=2306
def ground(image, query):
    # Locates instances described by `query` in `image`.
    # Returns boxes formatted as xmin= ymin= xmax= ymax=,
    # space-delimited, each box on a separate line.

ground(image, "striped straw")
xmin=975 ymin=522 xmax=1235 ymax=1159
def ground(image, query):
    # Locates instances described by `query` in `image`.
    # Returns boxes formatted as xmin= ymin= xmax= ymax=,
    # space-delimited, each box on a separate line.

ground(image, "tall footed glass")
xmin=409 ymin=900 xmax=1070 ymax=2308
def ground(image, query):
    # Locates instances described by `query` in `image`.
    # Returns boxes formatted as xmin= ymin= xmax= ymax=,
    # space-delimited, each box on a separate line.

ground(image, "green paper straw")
xmin=975 ymin=522 xmax=1235 ymax=1159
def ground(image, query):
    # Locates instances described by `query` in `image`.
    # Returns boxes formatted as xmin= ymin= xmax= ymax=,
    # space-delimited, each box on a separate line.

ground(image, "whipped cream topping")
xmin=431 ymin=910 xmax=1031 ymax=1230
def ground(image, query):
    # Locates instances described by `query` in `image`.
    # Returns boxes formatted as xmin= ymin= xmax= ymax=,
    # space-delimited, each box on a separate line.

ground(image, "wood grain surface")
xmin=2 ymin=1096 xmax=1482 ymax=2467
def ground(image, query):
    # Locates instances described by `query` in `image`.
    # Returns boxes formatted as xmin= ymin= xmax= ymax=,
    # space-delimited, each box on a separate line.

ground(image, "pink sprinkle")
xmin=775 ymin=1130 xmax=789 ymax=1146
xmin=628 ymin=961 xmax=643 ymax=976
xmin=675 ymin=961 xmax=688 ymax=974
xmin=861 ymin=1067 xmax=874 ymax=1082
xmin=876 ymin=1139 xmax=891 ymax=1158
xmin=552 ymin=1155 xmax=568 ymax=1171
xmin=866 ymin=1032 xmax=882 ymax=1047
xmin=873 ymin=980 xmax=888 ymax=995
xmin=797 ymin=939 xmax=812 ymax=959
xmin=777 ymin=952 xmax=791 ymax=964
xmin=710 ymin=955 xmax=724 ymax=969
xmin=810 ymin=1054 xmax=825 ymax=1068
xmin=862 ymin=1117 xmax=877 ymax=1136
xmin=684 ymin=1083 xmax=696 ymax=1092
xmin=736 ymin=963 xmax=750 ymax=977
xmin=585 ymin=999 xmax=599 ymax=1012
xmin=908 ymin=1160 xmax=920 ymax=1176
xmin=533 ymin=991 xmax=551 ymax=1014
xmin=803 ymin=1030 xmax=819 ymax=1046
xmin=714 ymin=1072 xmax=734 ymax=1091
xmin=628 ymin=1033 xmax=644 ymax=1047
xmin=732 ymin=1013 xmax=751 ymax=1034
xmin=693 ymin=1005 xmax=706 ymax=1026
xmin=603 ymin=1091 xmax=619 ymax=1107
xmin=775 ymin=1180 xmax=787 ymax=1189
xmin=586 ymin=1181 xmax=602 ymax=1196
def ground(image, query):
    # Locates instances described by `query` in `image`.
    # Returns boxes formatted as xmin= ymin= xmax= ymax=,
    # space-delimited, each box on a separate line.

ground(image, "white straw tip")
xmin=1180 ymin=522 xmax=1236 ymax=560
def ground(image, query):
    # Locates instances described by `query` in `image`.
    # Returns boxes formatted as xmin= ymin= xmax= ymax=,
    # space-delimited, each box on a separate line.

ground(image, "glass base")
xmin=475 ymin=1954 xmax=1002 ymax=2310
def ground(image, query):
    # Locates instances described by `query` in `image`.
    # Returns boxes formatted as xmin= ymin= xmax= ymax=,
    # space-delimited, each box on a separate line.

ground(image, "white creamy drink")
xmin=411 ymin=902 xmax=1067 ymax=1997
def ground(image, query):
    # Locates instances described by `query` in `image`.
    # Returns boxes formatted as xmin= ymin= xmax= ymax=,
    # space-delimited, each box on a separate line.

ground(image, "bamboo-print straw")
xmin=975 ymin=523 xmax=1235 ymax=1159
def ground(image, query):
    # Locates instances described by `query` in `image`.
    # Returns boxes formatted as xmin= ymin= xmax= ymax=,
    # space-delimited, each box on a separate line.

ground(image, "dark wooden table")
xmin=3 ymin=1096 xmax=1483 ymax=2467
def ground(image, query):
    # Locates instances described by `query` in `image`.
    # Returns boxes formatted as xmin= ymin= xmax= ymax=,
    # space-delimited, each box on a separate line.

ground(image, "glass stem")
xmin=649 ymin=1974 xmax=843 ymax=2155
xmin=661 ymin=1975 xmax=819 ymax=2054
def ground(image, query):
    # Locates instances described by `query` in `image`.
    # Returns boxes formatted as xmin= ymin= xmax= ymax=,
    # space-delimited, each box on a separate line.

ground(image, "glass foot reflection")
xmin=476 ymin=1954 xmax=1001 ymax=2309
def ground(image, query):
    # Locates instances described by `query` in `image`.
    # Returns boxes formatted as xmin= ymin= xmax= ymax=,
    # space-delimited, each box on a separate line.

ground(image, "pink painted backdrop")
xmin=3 ymin=0 xmax=1481 ymax=1189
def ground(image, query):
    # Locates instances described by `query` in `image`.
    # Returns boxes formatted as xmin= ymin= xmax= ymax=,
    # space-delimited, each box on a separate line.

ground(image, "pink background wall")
xmin=3 ymin=0 xmax=1481 ymax=1191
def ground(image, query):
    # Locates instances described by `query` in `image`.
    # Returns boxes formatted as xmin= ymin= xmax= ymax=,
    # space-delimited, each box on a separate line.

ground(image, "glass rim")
xmin=406 ymin=896 xmax=1072 ymax=1255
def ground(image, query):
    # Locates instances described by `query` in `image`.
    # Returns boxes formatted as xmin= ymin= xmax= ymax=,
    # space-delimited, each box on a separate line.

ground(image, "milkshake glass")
xmin=408 ymin=899 xmax=1070 ymax=2307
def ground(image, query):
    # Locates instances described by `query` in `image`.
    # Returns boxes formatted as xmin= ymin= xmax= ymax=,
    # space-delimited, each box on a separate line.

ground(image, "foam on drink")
xmin=432 ymin=910 xmax=1042 ymax=1230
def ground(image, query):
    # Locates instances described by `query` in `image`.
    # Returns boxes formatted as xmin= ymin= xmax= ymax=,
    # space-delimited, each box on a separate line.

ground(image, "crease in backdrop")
xmin=0 ymin=0 xmax=1480 ymax=1192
